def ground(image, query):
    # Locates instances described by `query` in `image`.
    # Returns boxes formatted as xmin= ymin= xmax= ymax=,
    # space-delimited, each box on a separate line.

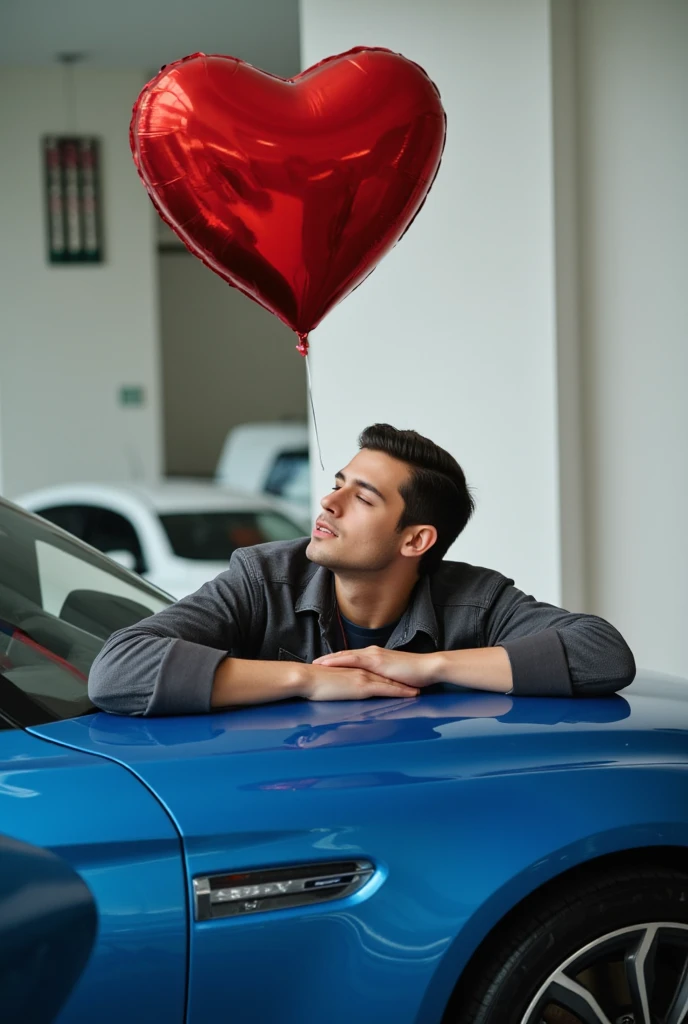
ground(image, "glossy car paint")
xmin=30 ymin=673 xmax=688 ymax=1024
xmin=0 ymin=728 xmax=187 ymax=1024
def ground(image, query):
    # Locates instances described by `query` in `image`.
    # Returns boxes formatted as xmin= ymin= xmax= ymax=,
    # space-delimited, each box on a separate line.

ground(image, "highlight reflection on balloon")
xmin=130 ymin=48 xmax=446 ymax=347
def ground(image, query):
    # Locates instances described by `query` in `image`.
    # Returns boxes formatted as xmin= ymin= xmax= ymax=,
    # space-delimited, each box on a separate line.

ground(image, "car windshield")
xmin=159 ymin=510 xmax=305 ymax=561
xmin=0 ymin=500 xmax=171 ymax=725
xmin=264 ymin=450 xmax=310 ymax=505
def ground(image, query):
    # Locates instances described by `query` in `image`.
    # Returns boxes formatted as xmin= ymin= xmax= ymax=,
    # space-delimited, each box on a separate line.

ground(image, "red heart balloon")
xmin=131 ymin=48 xmax=445 ymax=346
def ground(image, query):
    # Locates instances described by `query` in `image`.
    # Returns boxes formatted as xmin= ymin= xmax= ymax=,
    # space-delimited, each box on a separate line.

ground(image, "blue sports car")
xmin=1 ymin=496 xmax=687 ymax=1024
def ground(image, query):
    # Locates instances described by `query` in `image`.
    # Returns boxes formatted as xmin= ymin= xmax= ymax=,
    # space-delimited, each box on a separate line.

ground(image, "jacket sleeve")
xmin=483 ymin=584 xmax=636 ymax=697
xmin=88 ymin=548 xmax=263 ymax=717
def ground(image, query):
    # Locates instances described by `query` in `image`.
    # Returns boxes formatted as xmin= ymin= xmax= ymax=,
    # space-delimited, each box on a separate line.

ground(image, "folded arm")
xmin=88 ymin=549 xmax=262 ymax=716
xmin=88 ymin=549 xmax=420 ymax=717
xmin=484 ymin=585 xmax=636 ymax=696
xmin=315 ymin=587 xmax=636 ymax=698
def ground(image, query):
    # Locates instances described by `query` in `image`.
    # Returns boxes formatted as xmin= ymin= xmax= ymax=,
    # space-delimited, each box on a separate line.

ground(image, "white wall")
xmin=301 ymin=0 xmax=688 ymax=676
xmin=301 ymin=0 xmax=565 ymax=604
xmin=577 ymin=0 xmax=688 ymax=677
xmin=551 ymin=0 xmax=586 ymax=613
xmin=0 ymin=67 xmax=162 ymax=497
xmin=159 ymin=250 xmax=307 ymax=476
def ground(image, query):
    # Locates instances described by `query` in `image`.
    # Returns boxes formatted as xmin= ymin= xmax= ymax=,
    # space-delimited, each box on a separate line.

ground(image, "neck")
xmin=333 ymin=564 xmax=418 ymax=628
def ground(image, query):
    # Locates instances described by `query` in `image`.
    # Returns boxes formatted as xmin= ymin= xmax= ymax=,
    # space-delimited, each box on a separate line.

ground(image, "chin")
xmin=305 ymin=538 xmax=330 ymax=565
xmin=306 ymin=538 xmax=344 ymax=570
xmin=305 ymin=538 xmax=319 ymax=562
xmin=306 ymin=541 xmax=383 ymax=574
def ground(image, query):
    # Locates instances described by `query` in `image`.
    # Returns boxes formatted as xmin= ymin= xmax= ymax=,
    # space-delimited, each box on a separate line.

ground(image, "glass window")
xmin=0 ymin=502 xmax=171 ymax=725
xmin=37 ymin=505 xmax=147 ymax=574
xmin=264 ymin=450 xmax=310 ymax=504
xmin=159 ymin=511 xmax=305 ymax=561
xmin=34 ymin=504 xmax=88 ymax=541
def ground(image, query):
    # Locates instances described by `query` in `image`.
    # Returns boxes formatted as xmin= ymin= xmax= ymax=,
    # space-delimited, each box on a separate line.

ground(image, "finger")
xmin=366 ymin=682 xmax=420 ymax=698
xmin=314 ymin=653 xmax=361 ymax=667
xmin=314 ymin=652 xmax=359 ymax=662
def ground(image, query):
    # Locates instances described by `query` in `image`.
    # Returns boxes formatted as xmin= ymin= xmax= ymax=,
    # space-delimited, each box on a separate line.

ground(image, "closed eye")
xmin=332 ymin=485 xmax=372 ymax=506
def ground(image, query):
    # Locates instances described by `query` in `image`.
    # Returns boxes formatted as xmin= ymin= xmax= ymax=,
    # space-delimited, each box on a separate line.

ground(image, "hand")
xmin=299 ymin=661 xmax=420 ymax=702
xmin=313 ymin=647 xmax=437 ymax=689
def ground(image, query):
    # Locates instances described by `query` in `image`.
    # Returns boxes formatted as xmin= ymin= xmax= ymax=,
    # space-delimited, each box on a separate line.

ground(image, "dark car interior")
xmin=0 ymin=505 xmax=166 ymax=725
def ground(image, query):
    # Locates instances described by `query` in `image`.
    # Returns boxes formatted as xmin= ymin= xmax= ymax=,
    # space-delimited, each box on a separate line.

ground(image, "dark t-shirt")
xmin=339 ymin=613 xmax=400 ymax=651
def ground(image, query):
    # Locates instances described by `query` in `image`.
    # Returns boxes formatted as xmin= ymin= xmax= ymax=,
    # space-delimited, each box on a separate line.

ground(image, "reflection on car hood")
xmin=29 ymin=672 xmax=688 ymax=774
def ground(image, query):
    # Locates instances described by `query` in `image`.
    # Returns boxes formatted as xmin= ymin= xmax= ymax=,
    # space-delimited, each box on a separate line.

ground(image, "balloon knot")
xmin=296 ymin=334 xmax=310 ymax=357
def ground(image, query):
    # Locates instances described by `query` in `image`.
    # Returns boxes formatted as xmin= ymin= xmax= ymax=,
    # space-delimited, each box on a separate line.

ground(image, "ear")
xmin=400 ymin=525 xmax=438 ymax=561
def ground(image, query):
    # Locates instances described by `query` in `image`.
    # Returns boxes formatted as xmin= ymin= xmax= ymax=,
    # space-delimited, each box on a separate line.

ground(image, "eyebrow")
xmin=335 ymin=470 xmax=386 ymax=502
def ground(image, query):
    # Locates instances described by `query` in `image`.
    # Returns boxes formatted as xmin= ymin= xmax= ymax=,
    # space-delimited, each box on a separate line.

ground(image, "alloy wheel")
xmin=521 ymin=922 xmax=688 ymax=1024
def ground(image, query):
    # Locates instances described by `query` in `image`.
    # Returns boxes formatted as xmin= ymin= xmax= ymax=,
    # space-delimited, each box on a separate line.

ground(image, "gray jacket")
xmin=88 ymin=538 xmax=636 ymax=716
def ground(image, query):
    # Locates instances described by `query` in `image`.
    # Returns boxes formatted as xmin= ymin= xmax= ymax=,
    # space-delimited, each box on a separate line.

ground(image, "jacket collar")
xmin=295 ymin=565 xmax=439 ymax=647
xmin=398 ymin=573 xmax=439 ymax=647
xmin=295 ymin=564 xmax=335 ymax=622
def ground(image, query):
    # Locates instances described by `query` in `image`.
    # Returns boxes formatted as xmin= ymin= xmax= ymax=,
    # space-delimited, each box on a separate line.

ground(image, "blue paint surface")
xmin=16 ymin=672 xmax=688 ymax=1024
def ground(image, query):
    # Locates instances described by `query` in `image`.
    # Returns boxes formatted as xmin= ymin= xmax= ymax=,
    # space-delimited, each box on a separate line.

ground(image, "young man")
xmin=88 ymin=424 xmax=635 ymax=716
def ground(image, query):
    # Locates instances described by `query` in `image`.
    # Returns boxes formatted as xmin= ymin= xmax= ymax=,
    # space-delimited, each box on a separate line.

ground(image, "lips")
xmin=313 ymin=520 xmax=337 ymax=538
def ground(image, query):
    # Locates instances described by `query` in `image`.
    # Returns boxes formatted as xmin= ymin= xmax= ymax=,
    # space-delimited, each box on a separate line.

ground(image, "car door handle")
xmin=193 ymin=859 xmax=375 ymax=921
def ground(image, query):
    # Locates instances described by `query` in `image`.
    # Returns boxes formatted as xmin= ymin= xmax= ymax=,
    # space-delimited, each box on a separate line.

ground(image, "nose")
xmin=320 ymin=489 xmax=341 ymax=515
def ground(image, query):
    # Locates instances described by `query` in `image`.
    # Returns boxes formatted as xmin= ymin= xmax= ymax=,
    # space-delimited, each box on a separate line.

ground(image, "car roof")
xmin=14 ymin=479 xmax=293 ymax=516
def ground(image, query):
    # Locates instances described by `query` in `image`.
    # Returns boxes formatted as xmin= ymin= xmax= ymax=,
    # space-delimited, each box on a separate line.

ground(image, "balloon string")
xmin=305 ymin=353 xmax=325 ymax=471
xmin=296 ymin=333 xmax=324 ymax=471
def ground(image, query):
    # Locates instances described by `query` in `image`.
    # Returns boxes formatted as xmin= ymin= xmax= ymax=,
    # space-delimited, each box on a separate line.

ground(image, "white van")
xmin=214 ymin=422 xmax=310 ymax=515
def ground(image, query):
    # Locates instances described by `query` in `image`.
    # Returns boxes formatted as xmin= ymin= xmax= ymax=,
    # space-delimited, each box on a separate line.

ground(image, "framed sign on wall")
xmin=43 ymin=136 xmax=104 ymax=263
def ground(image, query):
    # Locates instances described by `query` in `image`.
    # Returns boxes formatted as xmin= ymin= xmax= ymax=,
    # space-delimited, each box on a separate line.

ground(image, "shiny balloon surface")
xmin=131 ymin=48 xmax=446 ymax=341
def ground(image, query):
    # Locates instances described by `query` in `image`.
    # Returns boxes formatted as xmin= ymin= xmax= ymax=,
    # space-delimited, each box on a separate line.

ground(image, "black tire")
xmin=449 ymin=865 xmax=688 ymax=1023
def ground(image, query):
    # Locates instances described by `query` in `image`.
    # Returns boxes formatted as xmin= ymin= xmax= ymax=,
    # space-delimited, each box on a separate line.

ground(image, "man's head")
xmin=306 ymin=423 xmax=474 ymax=577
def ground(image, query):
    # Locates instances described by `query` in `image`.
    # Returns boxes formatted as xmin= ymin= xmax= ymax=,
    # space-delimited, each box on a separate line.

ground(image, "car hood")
xmin=29 ymin=672 xmax=688 ymax=774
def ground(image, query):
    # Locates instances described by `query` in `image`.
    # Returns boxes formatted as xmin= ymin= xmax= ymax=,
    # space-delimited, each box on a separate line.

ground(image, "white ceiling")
xmin=0 ymin=0 xmax=301 ymax=77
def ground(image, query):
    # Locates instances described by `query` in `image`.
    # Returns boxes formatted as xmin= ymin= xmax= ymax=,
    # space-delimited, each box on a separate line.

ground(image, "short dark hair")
xmin=358 ymin=423 xmax=475 ymax=574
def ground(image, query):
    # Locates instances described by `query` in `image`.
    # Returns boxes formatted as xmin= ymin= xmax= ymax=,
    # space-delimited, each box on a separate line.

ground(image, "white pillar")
xmin=300 ymin=0 xmax=570 ymax=605
xmin=577 ymin=0 xmax=688 ymax=678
